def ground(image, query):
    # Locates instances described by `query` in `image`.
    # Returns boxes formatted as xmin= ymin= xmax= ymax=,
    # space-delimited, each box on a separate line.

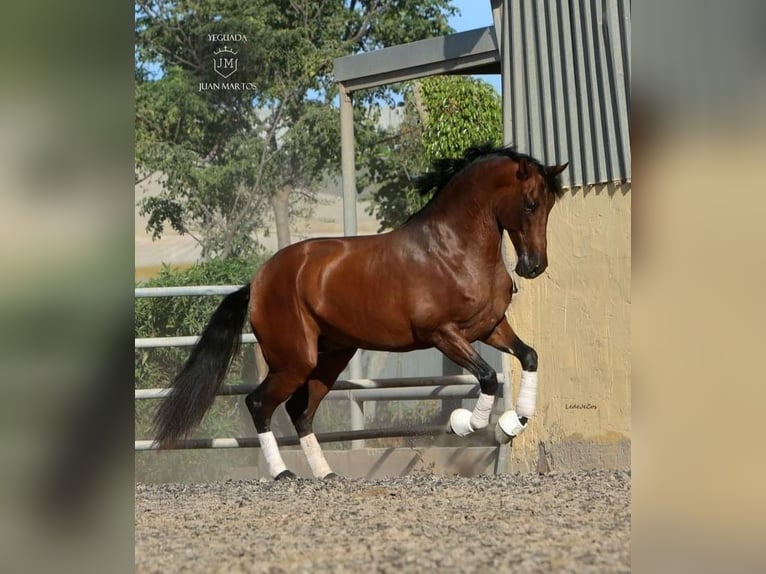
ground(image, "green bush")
xmin=135 ymin=254 xmax=269 ymax=441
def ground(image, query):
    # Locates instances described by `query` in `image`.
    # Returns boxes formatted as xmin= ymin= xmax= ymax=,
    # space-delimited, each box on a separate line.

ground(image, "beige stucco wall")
xmin=503 ymin=182 xmax=631 ymax=472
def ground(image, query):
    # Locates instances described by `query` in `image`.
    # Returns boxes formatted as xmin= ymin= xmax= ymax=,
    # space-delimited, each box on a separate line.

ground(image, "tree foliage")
xmin=364 ymin=75 xmax=502 ymax=230
xmin=135 ymin=0 xmax=456 ymax=257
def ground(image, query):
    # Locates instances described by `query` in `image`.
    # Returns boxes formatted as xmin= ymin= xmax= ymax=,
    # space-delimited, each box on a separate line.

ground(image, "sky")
xmin=448 ymin=0 xmax=501 ymax=93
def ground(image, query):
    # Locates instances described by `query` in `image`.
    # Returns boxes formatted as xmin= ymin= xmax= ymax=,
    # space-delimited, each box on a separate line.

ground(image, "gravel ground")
xmin=136 ymin=470 xmax=630 ymax=573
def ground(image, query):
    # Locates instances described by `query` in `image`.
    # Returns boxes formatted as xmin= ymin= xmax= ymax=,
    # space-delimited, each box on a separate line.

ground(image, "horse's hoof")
xmin=322 ymin=472 xmax=341 ymax=481
xmin=274 ymin=469 xmax=297 ymax=481
xmin=449 ymin=408 xmax=474 ymax=437
xmin=495 ymin=410 xmax=528 ymax=444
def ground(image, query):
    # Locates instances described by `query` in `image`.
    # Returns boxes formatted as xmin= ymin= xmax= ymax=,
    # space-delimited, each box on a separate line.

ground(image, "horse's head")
xmin=495 ymin=158 xmax=568 ymax=279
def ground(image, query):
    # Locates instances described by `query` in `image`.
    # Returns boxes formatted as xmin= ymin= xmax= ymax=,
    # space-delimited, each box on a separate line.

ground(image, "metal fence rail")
xmin=136 ymin=384 xmax=483 ymax=401
xmin=136 ymin=334 xmax=257 ymax=348
xmin=135 ymin=286 xmax=244 ymax=297
xmin=135 ymin=425 xmax=450 ymax=451
xmin=135 ymin=286 xmax=505 ymax=453
xmin=135 ymin=374 xmax=494 ymax=399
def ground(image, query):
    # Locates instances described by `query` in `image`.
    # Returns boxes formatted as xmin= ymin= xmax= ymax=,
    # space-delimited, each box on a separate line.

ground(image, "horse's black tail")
xmin=153 ymin=284 xmax=251 ymax=448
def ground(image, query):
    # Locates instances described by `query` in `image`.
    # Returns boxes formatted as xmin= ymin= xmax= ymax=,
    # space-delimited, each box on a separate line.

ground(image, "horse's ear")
xmin=517 ymin=158 xmax=529 ymax=180
xmin=548 ymin=163 xmax=568 ymax=176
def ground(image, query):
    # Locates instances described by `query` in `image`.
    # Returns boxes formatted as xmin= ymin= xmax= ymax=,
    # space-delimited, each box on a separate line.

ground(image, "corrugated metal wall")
xmin=508 ymin=0 xmax=630 ymax=187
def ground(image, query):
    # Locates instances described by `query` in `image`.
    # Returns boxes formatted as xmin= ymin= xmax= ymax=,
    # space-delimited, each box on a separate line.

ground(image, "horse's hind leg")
xmin=483 ymin=319 xmax=538 ymax=441
xmin=285 ymin=348 xmax=356 ymax=479
xmin=245 ymin=282 xmax=319 ymax=479
xmin=245 ymin=370 xmax=311 ymax=480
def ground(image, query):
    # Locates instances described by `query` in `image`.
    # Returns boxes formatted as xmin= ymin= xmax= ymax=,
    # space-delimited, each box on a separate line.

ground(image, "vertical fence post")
xmin=350 ymin=398 xmax=365 ymax=449
xmin=349 ymin=350 xmax=365 ymax=448
xmin=349 ymin=351 xmax=365 ymax=449
xmin=340 ymin=82 xmax=365 ymax=449
xmin=493 ymin=0 xmax=514 ymax=476
xmin=339 ymin=82 xmax=357 ymax=239
xmin=441 ymin=355 xmax=463 ymax=420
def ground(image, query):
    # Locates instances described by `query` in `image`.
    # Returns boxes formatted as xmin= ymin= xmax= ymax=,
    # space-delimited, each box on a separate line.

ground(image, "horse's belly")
xmin=314 ymin=301 xmax=421 ymax=352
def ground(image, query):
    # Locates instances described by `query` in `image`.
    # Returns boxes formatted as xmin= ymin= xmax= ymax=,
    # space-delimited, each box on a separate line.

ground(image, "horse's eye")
xmin=524 ymin=199 xmax=538 ymax=214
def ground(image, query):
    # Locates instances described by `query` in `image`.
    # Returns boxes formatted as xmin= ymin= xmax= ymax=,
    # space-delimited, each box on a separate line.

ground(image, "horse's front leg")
xmin=482 ymin=319 xmax=538 ymax=442
xmin=433 ymin=325 xmax=500 ymax=437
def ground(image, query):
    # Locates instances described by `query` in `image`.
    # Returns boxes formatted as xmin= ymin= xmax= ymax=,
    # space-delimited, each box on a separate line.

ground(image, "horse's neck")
xmin=417 ymin=194 xmax=503 ymax=264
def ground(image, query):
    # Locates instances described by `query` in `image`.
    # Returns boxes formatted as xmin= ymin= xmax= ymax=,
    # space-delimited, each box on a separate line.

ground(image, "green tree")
xmin=135 ymin=0 xmax=456 ymax=257
xmin=364 ymin=75 xmax=502 ymax=230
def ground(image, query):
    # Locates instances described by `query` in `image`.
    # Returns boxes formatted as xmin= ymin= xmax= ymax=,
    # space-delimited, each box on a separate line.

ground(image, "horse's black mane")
xmin=413 ymin=143 xmax=564 ymax=200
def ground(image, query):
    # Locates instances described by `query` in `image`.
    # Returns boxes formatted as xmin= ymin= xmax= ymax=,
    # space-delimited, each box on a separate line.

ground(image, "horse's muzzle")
xmin=516 ymin=256 xmax=546 ymax=279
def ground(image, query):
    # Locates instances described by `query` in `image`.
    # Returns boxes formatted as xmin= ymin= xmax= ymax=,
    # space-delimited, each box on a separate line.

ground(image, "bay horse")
xmin=153 ymin=144 xmax=567 ymax=479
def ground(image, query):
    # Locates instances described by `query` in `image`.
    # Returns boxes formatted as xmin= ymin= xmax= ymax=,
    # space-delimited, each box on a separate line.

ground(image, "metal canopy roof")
xmin=333 ymin=26 xmax=500 ymax=92
xmin=334 ymin=0 xmax=631 ymax=190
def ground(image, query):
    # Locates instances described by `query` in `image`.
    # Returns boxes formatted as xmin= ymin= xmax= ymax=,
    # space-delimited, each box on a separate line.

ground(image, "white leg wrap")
xmin=469 ymin=392 xmax=495 ymax=430
xmin=299 ymin=433 xmax=333 ymax=478
xmin=257 ymin=431 xmax=288 ymax=478
xmin=516 ymin=371 xmax=538 ymax=418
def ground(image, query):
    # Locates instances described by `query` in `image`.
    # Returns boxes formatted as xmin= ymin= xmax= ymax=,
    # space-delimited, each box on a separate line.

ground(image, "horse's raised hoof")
xmin=274 ymin=469 xmax=297 ymax=481
xmin=495 ymin=410 xmax=528 ymax=444
xmin=322 ymin=472 xmax=341 ymax=481
xmin=448 ymin=408 xmax=475 ymax=437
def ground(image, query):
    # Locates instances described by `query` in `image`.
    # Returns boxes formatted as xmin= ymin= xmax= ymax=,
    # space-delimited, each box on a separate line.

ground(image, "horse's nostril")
xmin=527 ymin=262 xmax=542 ymax=278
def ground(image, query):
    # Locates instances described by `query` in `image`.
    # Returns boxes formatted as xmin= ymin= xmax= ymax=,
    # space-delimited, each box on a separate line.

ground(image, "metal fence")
xmin=135 ymin=286 xmax=506 ymax=451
